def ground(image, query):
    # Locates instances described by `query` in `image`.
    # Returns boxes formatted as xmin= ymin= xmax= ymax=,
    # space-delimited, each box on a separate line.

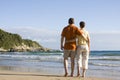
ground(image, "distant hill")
xmin=0 ymin=29 xmax=48 ymax=52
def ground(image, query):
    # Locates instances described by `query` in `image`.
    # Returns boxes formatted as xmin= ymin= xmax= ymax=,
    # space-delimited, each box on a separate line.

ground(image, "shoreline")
xmin=0 ymin=51 xmax=119 ymax=80
xmin=0 ymin=60 xmax=119 ymax=80
xmin=0 ymin=64 xmax=118 ymax=80
xmin=0 ymin=70 xmax=112 ymax=80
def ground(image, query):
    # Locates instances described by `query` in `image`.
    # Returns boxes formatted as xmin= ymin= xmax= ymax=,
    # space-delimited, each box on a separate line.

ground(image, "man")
xmin=61 ymin=18 xmax=84 ymax=77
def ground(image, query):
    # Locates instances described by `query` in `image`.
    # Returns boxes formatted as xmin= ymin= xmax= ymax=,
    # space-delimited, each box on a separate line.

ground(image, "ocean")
xmin=0 ymin=51 xmax=120 ymax=80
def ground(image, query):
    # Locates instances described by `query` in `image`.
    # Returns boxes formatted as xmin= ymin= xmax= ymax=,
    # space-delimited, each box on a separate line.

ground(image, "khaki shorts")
xmin=63 ymin=50 xmax=76 ymax=59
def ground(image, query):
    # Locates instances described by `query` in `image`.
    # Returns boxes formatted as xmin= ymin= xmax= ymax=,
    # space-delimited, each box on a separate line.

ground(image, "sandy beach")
xmin=0 ymin=70 xmax=112 ymax=80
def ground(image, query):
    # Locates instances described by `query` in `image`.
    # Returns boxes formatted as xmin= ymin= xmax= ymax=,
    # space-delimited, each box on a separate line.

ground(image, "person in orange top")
xmin=61 ymin=18 xmax=85 ymax=77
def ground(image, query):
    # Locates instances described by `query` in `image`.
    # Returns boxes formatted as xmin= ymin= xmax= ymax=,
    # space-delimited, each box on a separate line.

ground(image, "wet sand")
xmin=0 ymin=70 xmax=112 ymax=80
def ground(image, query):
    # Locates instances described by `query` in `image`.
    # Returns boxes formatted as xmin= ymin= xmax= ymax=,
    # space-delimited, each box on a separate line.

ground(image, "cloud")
xmin=1 ymin=26 xmax=60 ymax=49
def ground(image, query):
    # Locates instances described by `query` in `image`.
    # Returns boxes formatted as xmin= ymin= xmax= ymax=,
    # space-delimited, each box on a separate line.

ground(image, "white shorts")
xmin=76 ymin=45 xmax=89 ymax=69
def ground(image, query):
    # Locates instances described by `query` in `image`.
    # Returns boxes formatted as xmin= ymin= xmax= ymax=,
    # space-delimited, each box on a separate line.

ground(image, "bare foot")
xmin=82 ymin=75 xmax=85 ymax=78
xmin=77 ymin=74 xmax=80 ymax=77
xmin=64 ymin=73 xmax=68 ymax=77
xmin=70 ymin=73 xmax=73 ymax=77
xmin=82 ymin=73 xmax=85 ymax=78
xmin=70 ymin=75 xmax=73 ymax=77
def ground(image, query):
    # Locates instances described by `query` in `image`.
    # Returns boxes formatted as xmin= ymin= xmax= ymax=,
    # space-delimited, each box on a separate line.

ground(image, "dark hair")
xmin=79 ymin=21 xmax=85 ymax=28
xmin=68 ymin=18 xmax=74 ymax=24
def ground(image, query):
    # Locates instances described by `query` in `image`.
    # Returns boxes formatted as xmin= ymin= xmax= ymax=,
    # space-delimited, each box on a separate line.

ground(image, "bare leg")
xmin=82 ymin=69 xmax=86 ymax=77
xmin=77 ymin=59 xmax=80 ymax=77
xmin=64 ymin=58 xmax=68 ymax=77
xmin=70 ymin=57 xmax=75 ymax=77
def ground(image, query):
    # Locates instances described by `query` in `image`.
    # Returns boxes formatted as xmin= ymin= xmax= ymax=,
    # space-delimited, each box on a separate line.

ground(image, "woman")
xmin=76 ymin=21 xmax=90 ymax=77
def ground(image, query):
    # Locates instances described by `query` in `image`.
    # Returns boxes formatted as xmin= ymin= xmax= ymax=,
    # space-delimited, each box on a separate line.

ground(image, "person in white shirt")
xmin=76 ymin=21 xmax=90 ymax=77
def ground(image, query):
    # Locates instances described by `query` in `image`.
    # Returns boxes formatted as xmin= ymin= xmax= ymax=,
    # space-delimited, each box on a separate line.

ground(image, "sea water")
xmin=0 ymin=51 xmax=120 ymax=79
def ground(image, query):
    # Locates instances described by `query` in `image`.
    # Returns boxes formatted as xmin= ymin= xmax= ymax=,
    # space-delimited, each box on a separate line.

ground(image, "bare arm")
xmin=77 ymin=29 xmax=88 ymax=41
xmin=87 ymin=34 xmax=90 ymax=52
xmin=61 ymin=36 xmax=64 ymax=50
xmin=65 ymin=39 xmax=76 ymax=43
xmin=82 ymin=33 xmax=88 ymax=41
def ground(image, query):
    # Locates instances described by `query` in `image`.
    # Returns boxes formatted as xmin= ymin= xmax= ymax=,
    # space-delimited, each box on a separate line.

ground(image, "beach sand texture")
xmin=0 ymin=71 xmax=112 ymax=80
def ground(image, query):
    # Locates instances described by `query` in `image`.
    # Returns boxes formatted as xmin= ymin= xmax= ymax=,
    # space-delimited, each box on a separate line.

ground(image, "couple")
xmin=61 ymin=18 xmax=90 ymax=77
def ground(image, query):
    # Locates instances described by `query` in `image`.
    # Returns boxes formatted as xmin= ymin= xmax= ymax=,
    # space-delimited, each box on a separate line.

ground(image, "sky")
xmin=0 ymin=0 xmax=120 ymax=50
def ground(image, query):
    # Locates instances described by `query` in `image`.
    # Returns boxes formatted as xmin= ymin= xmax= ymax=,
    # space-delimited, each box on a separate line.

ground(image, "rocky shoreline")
xmin=0 ymin=29 xmax=51 ymax=52
xmin=0 ymin=47 xmax=51 ymax=52
xmin=0 ymin=47 xmax=50 ymax=52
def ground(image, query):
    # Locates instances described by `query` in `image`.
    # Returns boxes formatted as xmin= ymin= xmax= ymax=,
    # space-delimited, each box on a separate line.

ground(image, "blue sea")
xmin=0 ymin=51 xmax=120 ymax=80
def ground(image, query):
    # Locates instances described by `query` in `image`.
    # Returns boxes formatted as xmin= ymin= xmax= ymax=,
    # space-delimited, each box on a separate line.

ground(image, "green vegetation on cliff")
xmin=0 ymin=29 xmax=43 ymax=51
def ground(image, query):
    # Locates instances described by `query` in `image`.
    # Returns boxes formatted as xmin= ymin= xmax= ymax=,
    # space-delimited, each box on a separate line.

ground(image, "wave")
xmin=90 ymin=51 xmax=120 ymax=56
xmin=89 ymin=62 xmax=120 ymax=67
xmin=0 ymin=53 xmax=120 ymax=62
xmin=0 ymin=54 xmax=63 ymax=62
xmin=0 ymin=51 xmax=120 ymax=63
xmin=90 ymin=56 xmax=120 ymax=61
xmin=1 ymin=53 xmax=120 ymax=68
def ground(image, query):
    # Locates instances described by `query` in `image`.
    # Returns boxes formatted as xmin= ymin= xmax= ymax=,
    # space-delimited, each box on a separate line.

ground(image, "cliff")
xmin=0 ymin=29 xmax=48 ymax=52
